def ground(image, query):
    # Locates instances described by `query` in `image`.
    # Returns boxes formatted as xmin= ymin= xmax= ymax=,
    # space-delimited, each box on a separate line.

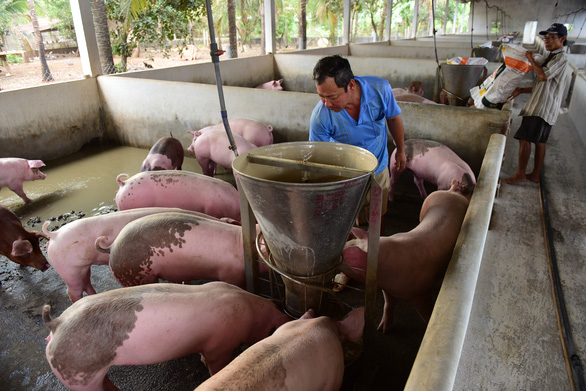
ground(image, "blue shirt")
xmin=309 ymin=76 xmax=401 ymax=175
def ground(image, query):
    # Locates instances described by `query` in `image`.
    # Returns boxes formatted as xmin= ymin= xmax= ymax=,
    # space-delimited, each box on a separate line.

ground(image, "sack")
xmin=446 ymin=57 xmax=489 ymax=65
xmin=470 ymin=44 xmax=544 ymax=109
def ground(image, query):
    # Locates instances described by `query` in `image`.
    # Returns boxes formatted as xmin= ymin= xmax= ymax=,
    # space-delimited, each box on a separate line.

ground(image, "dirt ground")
xmin=0 ymin=44 xmax=266 ymax=91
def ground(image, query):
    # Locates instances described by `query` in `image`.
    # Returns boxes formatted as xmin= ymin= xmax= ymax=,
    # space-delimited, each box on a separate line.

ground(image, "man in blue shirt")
xmin=309 ymin=55 xmax=406 ymax=225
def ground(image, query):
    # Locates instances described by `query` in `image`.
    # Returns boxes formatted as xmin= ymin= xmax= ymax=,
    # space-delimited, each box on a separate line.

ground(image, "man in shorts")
xmin=503 ymin=23 xmax=569 ymax=184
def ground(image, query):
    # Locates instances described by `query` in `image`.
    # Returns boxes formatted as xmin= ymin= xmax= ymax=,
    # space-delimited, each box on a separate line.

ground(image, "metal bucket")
xmin=441 ymin=63 xmax=486 ymax=106
xmin=232 ymin=141 xmax=378 ymax=317
xmin=472 ymin=47 xmax=500 ymax=62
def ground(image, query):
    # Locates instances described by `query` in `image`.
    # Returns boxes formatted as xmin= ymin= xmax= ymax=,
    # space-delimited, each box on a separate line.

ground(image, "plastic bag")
xmin=470 ymin=44 xmax=544 ymax=109
xmin=446 ymin=57 xmax=489 ymax=65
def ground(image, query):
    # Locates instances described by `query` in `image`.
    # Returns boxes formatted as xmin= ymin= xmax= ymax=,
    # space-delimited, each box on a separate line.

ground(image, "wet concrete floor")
xmin=0 ymin=142 xmax=428 ymax=390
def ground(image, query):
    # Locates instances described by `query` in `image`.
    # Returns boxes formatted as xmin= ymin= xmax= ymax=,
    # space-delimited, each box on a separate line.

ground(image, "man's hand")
xmin=394 ymin=149 xmax=407 ymax=172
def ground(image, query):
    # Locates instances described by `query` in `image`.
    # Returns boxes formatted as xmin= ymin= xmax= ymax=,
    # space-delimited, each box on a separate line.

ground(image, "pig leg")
xmin=196 ymin=156 xmax=215 ymax=177
xmin=63 ymin=266 xmax=97 ymax=302
xmin=9 ymin=184 xmax=31 ymax=203
xmin=413 ymin=175 xmax=428 ymax=199
xmin=388 ymin=167 xmax=400 ymax=202
xmin=410 ymin=294 xmax=434 ymax=323
xmin=201 ymin=350 xmax=234 ymax=375
xmin=378 ymin=290 xmax=397 ymax=334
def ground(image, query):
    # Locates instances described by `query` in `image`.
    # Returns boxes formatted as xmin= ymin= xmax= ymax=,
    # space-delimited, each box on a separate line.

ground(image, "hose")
xmin=539 ymin=169 xmax=586 ymax=391
xmin=204 ymin=0 xmax=238 ymax=158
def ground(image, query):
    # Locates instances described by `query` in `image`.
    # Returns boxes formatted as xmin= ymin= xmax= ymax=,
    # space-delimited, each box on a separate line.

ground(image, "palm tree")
xmin=26 ymin=0 xmax=52 ymax=81
xmin=298 ymin=0 xmax=306 ymax=49
xmin=92 ymin=0 xmax=114 ymax=74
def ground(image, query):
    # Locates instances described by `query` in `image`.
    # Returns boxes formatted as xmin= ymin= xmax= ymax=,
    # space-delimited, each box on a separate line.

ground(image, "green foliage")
xmin=41 ymin=0 xmax=75 ymax=40
xmin=7 ymin=53 xmax=23 ymax=62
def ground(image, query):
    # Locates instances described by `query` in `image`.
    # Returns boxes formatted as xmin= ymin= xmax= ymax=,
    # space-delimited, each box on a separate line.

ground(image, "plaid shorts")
xmin=514 ymin=116 xmax=552 ymax=144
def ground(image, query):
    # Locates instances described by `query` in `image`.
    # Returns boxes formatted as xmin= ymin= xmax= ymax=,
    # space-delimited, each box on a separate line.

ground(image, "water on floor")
xmin=0 ymin=142 xmax=428 ymax=391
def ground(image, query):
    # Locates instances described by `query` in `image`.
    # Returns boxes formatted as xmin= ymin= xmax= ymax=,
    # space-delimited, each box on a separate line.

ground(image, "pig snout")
xmin=95 ymin=236 xmax=111 ymax=254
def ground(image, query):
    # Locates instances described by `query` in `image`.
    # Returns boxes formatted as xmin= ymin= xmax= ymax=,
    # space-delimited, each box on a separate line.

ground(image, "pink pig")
xmin=341 ymin=183 xmax=469 ymax=333
xmin=140 ymin=134 xmax=184 ymax=172
xmin=1 ymin=205 xmax=50 ymax=271
xmin=97 ymin=212 xmax=269 ymax=288
xmin=189 ymin=118 xmax=274 ymax=148
xmin=115 ymin=170 xmax=241 ymax=221
xmin=42 ymin=207 xmax=233 ymax=302
xmin=0 ymin=158 xmax=46 ymax=203
xmin=197 ymin=307 xmax=365 ymax=391
xmin=255 ymin=78 xmax=284 ymax=90
xmin=43 ymin=282 xmax=293 ymax=390
xmin=389 ymin=139 xmax=476 ymax=201
xmin=187 ymin=129 xmax=257 ymax=176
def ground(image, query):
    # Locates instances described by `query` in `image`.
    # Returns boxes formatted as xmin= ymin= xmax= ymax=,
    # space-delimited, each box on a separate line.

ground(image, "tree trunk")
xmin=260 ymin=2 xmax=265 ymax=55
xmin=27 ymin=0 xmax=53 ymax=81
xmin=228 ymin=0 xmax=238 ymax=58
xmin=298 ymin=0 xmax=306 ymax=49
xmin=92 ymin=0 xmax=115 ymax=74
xmin=378 ymin=2 xmax=387 ymax=42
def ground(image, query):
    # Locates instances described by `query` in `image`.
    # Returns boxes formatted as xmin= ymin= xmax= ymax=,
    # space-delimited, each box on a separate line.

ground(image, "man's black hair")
xmin=312 ymin=55 xmax=354 ymax=92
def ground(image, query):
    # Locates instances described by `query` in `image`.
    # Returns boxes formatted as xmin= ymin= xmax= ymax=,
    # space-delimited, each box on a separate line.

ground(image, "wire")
xmin=539 ymin=169 xmax=586 ymax=391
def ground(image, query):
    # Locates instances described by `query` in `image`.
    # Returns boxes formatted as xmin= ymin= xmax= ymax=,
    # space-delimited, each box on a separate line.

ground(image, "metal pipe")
xmin=204 ymin=0 xmax=238 ymax=157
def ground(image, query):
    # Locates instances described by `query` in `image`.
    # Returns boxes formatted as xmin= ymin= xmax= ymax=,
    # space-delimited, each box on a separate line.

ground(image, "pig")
xmin=187 ymin=129 xmax=257 ymax=176
xmin=389 ymin=139 xmax=476 ymax=201
xmin=407 ymin=80 xmax=425 ymax=96
xmin=140 ymin=134 xmax=184 ymax=172
xmin=115 ymin=170 xmax=241 ymax=221
xmin=0 ymin=205 xmax=50 ymax=271
xmin=43 ymin=282 xmax=293 ymax=391
xmin=97 ymin=212 xmax=268 ymax=288
xmin=197 ymin=307 xmax=365 ymax=391
xmin=255 ymin=78 xmax=284 ymax=90
xmin=189 ymin=118 xmax=274 ymax=147
xmin=0 ymin=158 xmax=46 ymax=203
xmin=394 ymin=93 xmax=438 ymax=104
xmin=41 ymin=207 xmax=233 ymax=302
xmin=340 ymin=183 xmax=469 ymax=333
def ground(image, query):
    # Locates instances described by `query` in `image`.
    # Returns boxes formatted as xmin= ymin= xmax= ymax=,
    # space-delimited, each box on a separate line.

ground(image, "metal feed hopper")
xmin=232 ymin=141 xmax=378 ymax=318
xmin=441 ymin=63 xmax=486 ymax=106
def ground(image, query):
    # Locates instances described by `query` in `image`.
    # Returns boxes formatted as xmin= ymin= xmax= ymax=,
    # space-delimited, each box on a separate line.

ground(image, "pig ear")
xmin=12 ymin=240 xmax=33 ymax=257
xmin=277 ymin=79 xmax=283 ymax=84
xmin=350 ymin=227 xmax=368 ymax=240
xmin=28 ymin=160 xmax=45 ymax=168
xmin=300 ymin=309 xmax=316 ymax=319
xmin=342 ymin=246 xmax=368 ymax=273
xmin=187 ymin=130 xmax=196 ymax=135
xmin=337 ymin=307 xmax=365 ymax=343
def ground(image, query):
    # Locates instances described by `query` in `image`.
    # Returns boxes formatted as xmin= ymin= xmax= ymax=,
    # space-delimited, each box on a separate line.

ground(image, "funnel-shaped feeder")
xmin=232 ymin=142 xmax=378 ymax=317
xmin=441 ymin=63 xmax=486 ymax=106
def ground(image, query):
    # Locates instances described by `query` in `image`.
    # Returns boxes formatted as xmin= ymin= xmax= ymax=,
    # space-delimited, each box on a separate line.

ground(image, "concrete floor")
xmin=453 ymin=95 xmax=586 ymax=389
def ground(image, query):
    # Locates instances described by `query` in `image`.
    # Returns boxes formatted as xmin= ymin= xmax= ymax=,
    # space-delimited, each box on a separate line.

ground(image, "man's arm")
xmin=526 ymin=51 xmax=547 ymax=82
xmin=386 ymin=114 xmax=406 ymax=172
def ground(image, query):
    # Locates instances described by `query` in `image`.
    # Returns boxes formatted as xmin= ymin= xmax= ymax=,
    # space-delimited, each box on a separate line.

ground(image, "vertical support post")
xmin=264 ymin=0 xmax=276 ymax=54
xmin=356 ymin=174 xmax=382 ymax=390
xmin=239 ymin=187 xmax=259 ymax=294
xmin=342 ymin=0 xmax=351 ymax=45
xmin=412 ymin=0 xmax=420 ymax=38
xmin=385 ymin=0 xmax=393 ymax=41
xmin=69 ymin=0 xmax=101 ymax=77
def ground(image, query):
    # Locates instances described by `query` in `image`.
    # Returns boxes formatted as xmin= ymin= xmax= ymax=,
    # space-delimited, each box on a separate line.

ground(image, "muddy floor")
xmin=0 ymin=142 xmax=427 ymax=390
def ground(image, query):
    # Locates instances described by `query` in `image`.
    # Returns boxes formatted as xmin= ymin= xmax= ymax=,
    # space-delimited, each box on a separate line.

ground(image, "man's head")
xmin=539 ymin=23 xmax=567 ymax=50
xmin=313 ymin=55 xmax=358 ymax=112
xmin=313 ymin=55 xmax=354 ymax=91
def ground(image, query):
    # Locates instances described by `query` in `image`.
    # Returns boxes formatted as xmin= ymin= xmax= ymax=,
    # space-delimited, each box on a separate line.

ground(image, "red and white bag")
xmin=471 ymin=44 xmax=544 ymax=109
